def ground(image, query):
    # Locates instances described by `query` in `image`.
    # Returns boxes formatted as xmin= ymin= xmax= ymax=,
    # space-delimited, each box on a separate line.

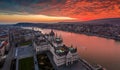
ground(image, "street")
xmin=2 ymin=29 xmax=16 ymax=70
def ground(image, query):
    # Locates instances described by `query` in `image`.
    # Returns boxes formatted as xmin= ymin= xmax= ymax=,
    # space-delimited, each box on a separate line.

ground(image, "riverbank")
xmin=50 ymin=28 xmax=120 ymax=41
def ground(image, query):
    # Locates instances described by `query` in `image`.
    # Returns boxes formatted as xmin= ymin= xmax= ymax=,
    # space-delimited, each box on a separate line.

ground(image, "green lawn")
xmin=20 ymin=41 xmax=32 ymax=46
xmin=19 ymin=57 xmax=34 ymax=70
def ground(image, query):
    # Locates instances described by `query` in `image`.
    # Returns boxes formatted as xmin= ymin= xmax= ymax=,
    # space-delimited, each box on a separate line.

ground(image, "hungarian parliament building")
xmin=33 ymin=30 xmax=79 ymax=66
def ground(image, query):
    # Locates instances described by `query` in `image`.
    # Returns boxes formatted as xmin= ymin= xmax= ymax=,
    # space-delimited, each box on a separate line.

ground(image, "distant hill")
xmin=14 ymin=18 xmax=120 ymax=26
xmin=0 ymin=24 xmax=13 ymax=26
xmin=57 ymin=18 xmax=120 ymax=25
xmin=81 ymin=18 xmax=120 ymax=24
xmin=14 ymin=22 xmax=50 ymax=28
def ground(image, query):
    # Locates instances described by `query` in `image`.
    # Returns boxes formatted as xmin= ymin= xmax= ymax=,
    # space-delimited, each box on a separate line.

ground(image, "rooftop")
xmin=49 ymin=30 xmax=55 ymax=36
xmin=54 ymin=37 xmax=63 ymax=44
xmin=54 ymin=45 xmax=77 ymax=56
xmin=34 ymin=37 xmax=48 ymax=46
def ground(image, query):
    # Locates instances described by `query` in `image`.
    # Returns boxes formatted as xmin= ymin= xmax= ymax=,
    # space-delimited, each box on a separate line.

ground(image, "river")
xmin=40 ymin=28 xmax=120 ymax=70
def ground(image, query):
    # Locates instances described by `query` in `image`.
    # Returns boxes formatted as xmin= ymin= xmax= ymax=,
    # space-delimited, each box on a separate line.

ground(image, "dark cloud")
xmin=0 ymin=0 xmax=66 ymax=14
xmin=0 ymin=0 xmax=65 ymax=5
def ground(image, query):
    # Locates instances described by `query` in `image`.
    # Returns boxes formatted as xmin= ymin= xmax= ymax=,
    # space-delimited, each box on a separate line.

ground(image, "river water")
xmin=41 ymin=28 xmax=120 ymax=70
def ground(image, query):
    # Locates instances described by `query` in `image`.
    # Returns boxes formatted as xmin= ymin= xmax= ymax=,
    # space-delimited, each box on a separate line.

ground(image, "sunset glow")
xmin=0 ymin=15 xmax=76 ymax=23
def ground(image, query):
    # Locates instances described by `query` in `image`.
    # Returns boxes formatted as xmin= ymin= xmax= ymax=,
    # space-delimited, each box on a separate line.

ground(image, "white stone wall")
xmin=72 ymin=52 xmax=79 ymax=61
xmin=53 ymin=56 xmax=65 ymax=66
xmin=33 ymin=42 xmax=50 ymax=53
xmin=53 ymin=52 xmax=79 ymax=66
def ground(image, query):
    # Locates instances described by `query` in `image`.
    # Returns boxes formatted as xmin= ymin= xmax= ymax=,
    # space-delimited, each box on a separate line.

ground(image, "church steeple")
xmin=50 ymin=30 xmax=55 ymax=36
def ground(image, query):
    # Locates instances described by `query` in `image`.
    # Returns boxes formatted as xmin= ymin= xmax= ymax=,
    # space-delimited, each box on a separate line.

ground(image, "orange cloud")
xmin=33 ymin=0 xmax=120 ymax=21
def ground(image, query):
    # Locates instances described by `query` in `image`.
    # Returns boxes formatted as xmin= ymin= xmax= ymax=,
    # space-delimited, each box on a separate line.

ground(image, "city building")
xmin=33 ymin=30 xmax=79 ymax=67
xmin=0 ymin=41 xmax=8 ymax=61
xmin=33 ymin=36 xmax=50 ymax=53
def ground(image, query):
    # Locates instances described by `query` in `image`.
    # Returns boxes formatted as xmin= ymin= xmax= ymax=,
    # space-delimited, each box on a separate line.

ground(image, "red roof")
xmin=0 ymin=35 xmax=8 ymax=38
xmin=0 ymin=41 xmax=8 ymax=49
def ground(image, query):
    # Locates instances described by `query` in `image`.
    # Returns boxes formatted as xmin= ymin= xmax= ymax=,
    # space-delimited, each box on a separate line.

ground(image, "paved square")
xmin=15 ymin=46 xmax=34 ymax=59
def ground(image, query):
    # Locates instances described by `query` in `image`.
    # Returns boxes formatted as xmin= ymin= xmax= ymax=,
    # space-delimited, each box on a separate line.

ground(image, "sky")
xmin=0 ymin=0 xmax=120 ymax=24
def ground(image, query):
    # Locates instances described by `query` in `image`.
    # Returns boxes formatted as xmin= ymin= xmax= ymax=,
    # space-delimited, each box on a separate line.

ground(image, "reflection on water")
xmin=42 ymin=29 xmax=120 ymax=70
